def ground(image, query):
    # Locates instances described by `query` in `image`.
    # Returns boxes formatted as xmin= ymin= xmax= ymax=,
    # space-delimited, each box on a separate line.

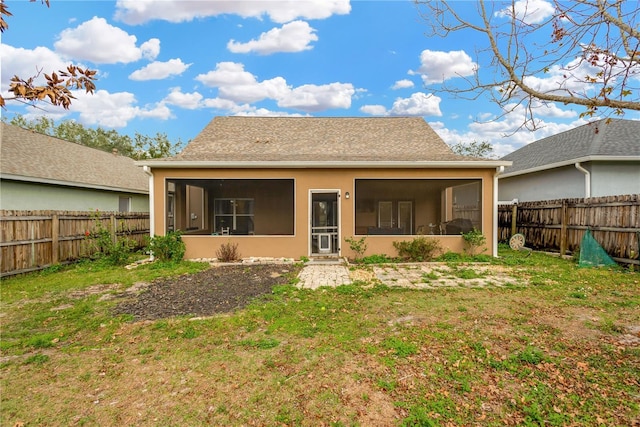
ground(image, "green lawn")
xmin=1 ymin=249 xmax=638 ymax=426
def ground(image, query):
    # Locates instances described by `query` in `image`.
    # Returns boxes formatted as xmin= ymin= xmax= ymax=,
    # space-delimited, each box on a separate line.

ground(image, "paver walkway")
xmin=296 ymin=264 xmax=352 ymax=289
xmin=296 ymin=262 xmax=521 ymax=290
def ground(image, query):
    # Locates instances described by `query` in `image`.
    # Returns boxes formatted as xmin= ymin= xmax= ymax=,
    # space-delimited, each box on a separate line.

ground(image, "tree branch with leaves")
xmin=416 ymin=0 xmax=640 ymax=130
xmin=0 ymin=0 xmax=97 ymax=109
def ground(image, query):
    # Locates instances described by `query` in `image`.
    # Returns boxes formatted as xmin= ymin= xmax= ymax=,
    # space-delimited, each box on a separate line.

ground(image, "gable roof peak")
xmin=175 ymin=116 xmax=470 ymax=162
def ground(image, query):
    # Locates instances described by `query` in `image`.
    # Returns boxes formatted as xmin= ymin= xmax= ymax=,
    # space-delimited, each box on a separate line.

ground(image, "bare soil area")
xmin=113 ymin=264 xmax=300 ymax=321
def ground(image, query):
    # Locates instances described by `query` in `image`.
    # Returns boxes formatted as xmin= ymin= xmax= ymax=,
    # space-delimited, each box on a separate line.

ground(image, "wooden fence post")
xmin=560 ymin=201 xmax=568 ymax=256
xmin=52 ymin=214 xmax=59 ymax=264
xmin=511 ymin=203 xmax=518 ymax=237
xmin=30 ymin=221 xmax=35 ymax=268
xmin=110 ymin=214 xmax=117 ymax=245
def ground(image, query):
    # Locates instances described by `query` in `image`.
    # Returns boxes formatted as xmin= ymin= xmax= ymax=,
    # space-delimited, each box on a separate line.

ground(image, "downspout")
xmin=574 ymin=162 xmax=591 ymax=198
xmin=493 ymin=166 xmax=504 ymax=258
xmin=143 ymin=166 xmax=155 ymax=259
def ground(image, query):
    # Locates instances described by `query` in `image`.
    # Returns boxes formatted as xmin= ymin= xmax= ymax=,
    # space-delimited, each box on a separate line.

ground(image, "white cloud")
xmin=196 ymin=62 xmax=289 ymax=103
xmin=67 ymin=90 xmax=172 ymax=128
xmin=137 ymin=103 xmax=172 ymax=120
xmin=196 ymin=62 xmax=257 ymax=87
xmin=359 ymin=93 xmax=442 ymax=117
xmin=431 ymin=103 xmax=587 ymax=158
xmin=202 ymin=97 xmax=250 ymax=112
xmin=227 ymin=21 xmax=318 ymax=55
xmin=235 ymin=109 xmax=308 ymax=117
xmin=392 ymin=79 xmax=414 ymax=90
xmin=360 ymin=105 xmax=388 ymax=115
xmin=115 ymin=0 xmax=351 ymax=25
xmin=495 ymin=0 xmax=555 ymax=25
xmin=200 ymin=97 xmax=307 ymax=117
xmin=412 ymin=49 xmax=477 ymax=84
xmin=54 ymin=17 xmax=159 ymax=64
xmin=140 ymin=39 xmax=161 ymax=60
xmin=389 ymin=92 xmax=442 ymax=116
xmin=129 ymin=58 xmax=191 ymax=81
xmin=0 ymin=44 xmax=71 ymax=93
xmin=196 ymin=62 xmax=356 ymax=112
xmin=533 ymin=101 xmax=578 ymax=118
xmin=278 ymin=82 xmax=354 ymax=112
xmin=163 ymin=87 xmax=204 ymax=109
xmin=20 ymin=109 xmax=71 ymax=124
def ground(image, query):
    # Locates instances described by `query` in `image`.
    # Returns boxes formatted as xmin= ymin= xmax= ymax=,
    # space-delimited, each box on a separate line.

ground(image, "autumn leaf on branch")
xmin=0 ymin=0 xmax=95 ymax=109
xmin=4 ymin=66 xmax=97 ymax=109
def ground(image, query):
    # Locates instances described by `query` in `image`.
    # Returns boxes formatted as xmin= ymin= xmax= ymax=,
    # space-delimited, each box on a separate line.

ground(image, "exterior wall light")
xmin=345 ymin=192 xmax=350 ymax=199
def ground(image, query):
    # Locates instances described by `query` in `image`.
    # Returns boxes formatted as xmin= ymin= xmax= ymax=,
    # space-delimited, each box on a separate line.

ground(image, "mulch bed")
xmin=113 ymin=264 xmax=301 ymax=321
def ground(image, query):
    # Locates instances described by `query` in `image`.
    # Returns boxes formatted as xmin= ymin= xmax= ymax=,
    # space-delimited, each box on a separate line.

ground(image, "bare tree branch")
xmin=416 ymin=0 xmax=640 ymax=130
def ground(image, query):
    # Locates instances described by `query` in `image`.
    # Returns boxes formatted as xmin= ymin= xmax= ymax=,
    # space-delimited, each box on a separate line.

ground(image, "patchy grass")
xmin=1 ymin=250 xmax=639 ymax=426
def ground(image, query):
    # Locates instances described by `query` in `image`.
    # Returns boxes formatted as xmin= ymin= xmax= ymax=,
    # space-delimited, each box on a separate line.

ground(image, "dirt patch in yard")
xmin=113 ymin=264 xmax=300 ymax=321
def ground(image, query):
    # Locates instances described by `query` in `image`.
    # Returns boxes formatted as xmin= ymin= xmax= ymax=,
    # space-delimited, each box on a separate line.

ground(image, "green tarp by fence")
xmin=579 ymin=229 xmax=617 ymax=268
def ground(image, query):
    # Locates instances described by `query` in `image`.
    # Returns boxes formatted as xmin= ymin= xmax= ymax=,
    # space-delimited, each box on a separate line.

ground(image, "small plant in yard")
xmin=513 ymin=345 xmax=546 ymax=365
xmin=344 ymin=235 xmax=368 ymax=260
xmin=216 ymin=241 xmax=241 ymax=262
xmin=147 ymin=231 xmax=185 ymax=262
xmin=393 ymin=236 xmax=442 ymax=262
xmin=360 ymin=254 xmax=393 ymax=264
xmin=461 ymin=228 xmax=486 ymax=256
xmin=421 ymin=271 xmax=439 ymax=282
xmin=451 ymin=267 xmax=487 ymax=280
xmin=84 ymin=210 xmax=135 ymax=265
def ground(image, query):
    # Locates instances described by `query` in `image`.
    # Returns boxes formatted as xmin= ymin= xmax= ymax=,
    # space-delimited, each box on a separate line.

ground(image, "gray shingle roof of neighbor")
xmin=1 ymin=123 xmax=148 ymax=193
xmin=170 ymin=116 xmax=486 ymax=162
xmin=501 ymin=119 xmax=640 ymax=176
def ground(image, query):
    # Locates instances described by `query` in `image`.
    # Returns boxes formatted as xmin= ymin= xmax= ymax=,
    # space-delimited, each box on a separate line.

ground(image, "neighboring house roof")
xmin=140 ymin=116 xmax=510 ymax=168
xmin=1 ymin=123 xmax=148 ymax=193
xmin=501 ymin=119 xmax=640 ymax=178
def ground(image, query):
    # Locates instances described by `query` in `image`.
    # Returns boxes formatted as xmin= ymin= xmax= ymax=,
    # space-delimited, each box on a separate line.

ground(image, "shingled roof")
xmin=501 ymin=119 xmax=640 ymax=177
xmin=171 ymin=116 xmax=483 ymax=163
xmin=1 ymin=123 xmax=148 ymax=193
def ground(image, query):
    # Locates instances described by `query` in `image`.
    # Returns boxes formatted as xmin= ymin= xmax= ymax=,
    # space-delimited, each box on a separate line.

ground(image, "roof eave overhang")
xmin=0 ymin=173 xmax=149 ymax=195
xmin=136 ymin=160 xmax=513 ymax=169
xmin=500 ymin=155 xmax=640 ymax=178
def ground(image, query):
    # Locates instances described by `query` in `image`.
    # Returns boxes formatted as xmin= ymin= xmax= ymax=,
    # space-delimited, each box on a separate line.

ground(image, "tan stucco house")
xmin=138 ymin=117 xmax=511 ymax=260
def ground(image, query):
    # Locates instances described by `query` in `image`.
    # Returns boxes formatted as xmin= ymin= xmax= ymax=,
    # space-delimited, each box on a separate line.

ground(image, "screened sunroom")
xmin=165 ymin=179 xmax=294 ymax=236
xmin=354 ymin=179 xmax=482 ymax=236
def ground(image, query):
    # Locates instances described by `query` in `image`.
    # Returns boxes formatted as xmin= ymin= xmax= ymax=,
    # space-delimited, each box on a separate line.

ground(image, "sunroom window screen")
xmin=355 ymin=179 xmax=481 ymax=235
xmin=214 ymin=198 xmax=254 ymax=234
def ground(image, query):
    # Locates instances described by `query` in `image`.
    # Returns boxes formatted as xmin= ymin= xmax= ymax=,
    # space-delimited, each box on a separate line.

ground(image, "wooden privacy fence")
xmin=1 ymin=210 xmax=150 ymax=277
xmin=498 ymin=194 xmax=640 ymax=265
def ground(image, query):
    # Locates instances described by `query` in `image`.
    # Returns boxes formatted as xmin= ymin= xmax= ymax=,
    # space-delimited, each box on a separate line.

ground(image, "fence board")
xmin=499 ymin=194 xmax=640 ymax=265
xmin=0 ymin=210 xmax=150 ymax=277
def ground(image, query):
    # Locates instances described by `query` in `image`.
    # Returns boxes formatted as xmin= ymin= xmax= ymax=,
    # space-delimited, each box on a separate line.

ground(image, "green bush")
xmin=84 ymin=211 xmax=135 ymax=265
xmin=147 ymin=231 xmax=186 ymax=262
xmin=461 ymin=228 xmax=486 ymax=256
xmin=344 ymin=235 xmax=368 ymax=260
xmin=393 ymin=237 xmax=442 ymax=262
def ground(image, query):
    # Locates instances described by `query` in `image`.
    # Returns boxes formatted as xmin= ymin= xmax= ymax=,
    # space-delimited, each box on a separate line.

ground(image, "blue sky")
xmin=2 ymin=0 xmax=638 ymax=157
